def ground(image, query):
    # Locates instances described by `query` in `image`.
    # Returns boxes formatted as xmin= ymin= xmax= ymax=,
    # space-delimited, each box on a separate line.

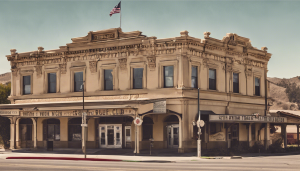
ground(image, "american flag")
xmin=109 ymin=1 xmax=121 ymax=17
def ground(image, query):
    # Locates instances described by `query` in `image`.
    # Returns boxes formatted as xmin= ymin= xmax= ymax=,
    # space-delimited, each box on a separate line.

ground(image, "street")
xmin=1 ymin=155 xmax=300 ymax=171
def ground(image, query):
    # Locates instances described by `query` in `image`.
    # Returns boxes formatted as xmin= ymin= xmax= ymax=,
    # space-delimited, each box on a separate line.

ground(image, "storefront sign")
xmin=19 ymin=108 xmax=135 ymax=117
xmin=209 ymin=115 xmax=287 ymax=123
xmin=0 ymin=110 xmax=19 ymax=116
xmin=153 ymin=101 xmax=166 ymax=113
xmin=209 ymin=132 xmax=225 ymax=141
xmin=133 ymin=117 xmax=143 ymax=126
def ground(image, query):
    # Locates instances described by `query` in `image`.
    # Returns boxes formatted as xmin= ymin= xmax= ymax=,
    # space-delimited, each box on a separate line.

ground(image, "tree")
xmin=0 ymin=82 xmax=11 ymax=148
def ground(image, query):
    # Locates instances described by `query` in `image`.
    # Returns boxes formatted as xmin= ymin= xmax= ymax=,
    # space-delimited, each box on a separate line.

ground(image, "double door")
xmin=99 ymin=124 xmax=122 ymax=148
xmin=167 ymin=124 xmax=179 ymax=148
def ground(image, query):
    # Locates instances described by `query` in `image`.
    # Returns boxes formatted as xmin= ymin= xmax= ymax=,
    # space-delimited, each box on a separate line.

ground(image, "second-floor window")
xmin=191 ymin=66 xmax=198 ymax=88
xmin=255 ymin=77 xmax=260 ymax=96
xmin=23 ymin=75 xmax=31 ymax=95
xmin=164 ymin=66 xmax=174 ymax=88
xmin=133 ymin=68 xmax=143 ymax=89
xmin=74 ymin=72 xmax=83 ymax=92
xmin=48 ymin=73 xmax=56 ymax=93
xmin=209 ymin=69 xmax=216 ymax=90
xmin=233 ymin=73 xmax=239 ymax=93
xmin=104 ymin=69 xmax=113 ymax=90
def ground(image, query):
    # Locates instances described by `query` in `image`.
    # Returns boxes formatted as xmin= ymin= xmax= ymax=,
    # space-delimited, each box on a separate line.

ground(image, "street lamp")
xmin=80 ymin=82 xmax=87 ymax=158
xmin=197 ymin=88 xmax=201 ymax=158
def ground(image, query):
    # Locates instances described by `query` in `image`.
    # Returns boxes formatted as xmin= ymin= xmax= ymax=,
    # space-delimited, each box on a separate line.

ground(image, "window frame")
xmin=104 ymin=69 xmax=113 ymax=91
xmin=47 ymin=73 xmax=57 ymax=93
xmin=99 ymin=63 xmax=117 ymax=91
xmin=191 ymin=66 xmax=198 ymax=89
xmin=20 ymin=69 xmax=34 ymax=95
xmin=158 ymin=60 xmax=178 ymax=88
xmin=133 ymin=68 xmax=144 ymax=89
xmin=163 ymin=66 xmax=174 ymax=88
xmin=44 ymin=66 xmax=60 ymax=94
xmin=254 ymin=77 xmax=261 ymax=96
xmin=70 ymin=66 xmax=86 ymax=92
xmin=208 ymin=68 xmax=217 ymax=90
xmin=233 ymin=72 xmax=239 ymax=94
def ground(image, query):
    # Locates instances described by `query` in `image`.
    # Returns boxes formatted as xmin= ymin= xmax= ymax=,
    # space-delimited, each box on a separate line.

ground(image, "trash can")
xmin=47 ymin=141 xmax=53 ymax=151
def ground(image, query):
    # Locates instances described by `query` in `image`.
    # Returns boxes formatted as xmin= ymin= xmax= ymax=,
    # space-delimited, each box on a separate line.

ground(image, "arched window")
xmin=68 ymin=118 xmax=82 ymax=141
xmin=142 ymin=117 xmax=153 ymax=140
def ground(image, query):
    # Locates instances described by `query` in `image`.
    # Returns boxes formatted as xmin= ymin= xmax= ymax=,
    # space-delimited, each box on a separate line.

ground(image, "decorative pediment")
xmin=222 ymin=33 xmax=253 ymax=47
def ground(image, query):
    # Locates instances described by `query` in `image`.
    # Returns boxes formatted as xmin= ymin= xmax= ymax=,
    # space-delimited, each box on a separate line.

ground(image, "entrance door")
xmin=167 ymin=124 xmax=179 ymax=148
xmin=20 ymin=124 xmax=32 ymax=148
xmin=231 ymin=124 xmax=239 ymax=147
xmin=125 ymin=126 xmax=131 ymax=148
xmin=99 ymin=124 xmax=122 ymax=148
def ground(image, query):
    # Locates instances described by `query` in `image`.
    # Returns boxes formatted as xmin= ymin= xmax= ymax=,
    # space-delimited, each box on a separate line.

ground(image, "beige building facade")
xmin=0 ymin=28 xmax=287 ymax=153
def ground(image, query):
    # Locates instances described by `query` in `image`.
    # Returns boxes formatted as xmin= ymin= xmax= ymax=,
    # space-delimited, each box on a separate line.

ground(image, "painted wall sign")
xmin=19 ymin=108 xmax=135 ymax=117
xmin=0 ymin=110 xmax=19 ymax=116
xmin=209 ymin=115 xmax=287 ymax=123
xmin=153 ymin=101 xmax=166 ymax=113
xmin=209 ymin=132 xmax=225 ymax=141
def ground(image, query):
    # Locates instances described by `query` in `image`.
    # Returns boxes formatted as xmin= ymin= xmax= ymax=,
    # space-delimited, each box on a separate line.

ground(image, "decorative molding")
xmin=11 ymin=68 xmax=19 ymax=77
xmin=118 ymin=58 xmax=127 ymax=70
xmin=35 ymin=66 xmax=42 ymax=77
xmin=89 ymin=61 xmax=97 ymax=73
xmin=59 ymin=63 xmax=67 ymax=74
xmin=147 ymin=56 xmax=156 ymax=70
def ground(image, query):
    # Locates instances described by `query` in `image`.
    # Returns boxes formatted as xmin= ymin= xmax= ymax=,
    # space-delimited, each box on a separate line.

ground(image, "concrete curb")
xmin=6 ymin=157 xmax=174 ymax=163
xmin=6 ymin=157 xmax=122 ymax=162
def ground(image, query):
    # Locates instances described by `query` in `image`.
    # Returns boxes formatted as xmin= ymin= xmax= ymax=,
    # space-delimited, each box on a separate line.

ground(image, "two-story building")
xmin=0 ymin=28 xmax=287 ymax=153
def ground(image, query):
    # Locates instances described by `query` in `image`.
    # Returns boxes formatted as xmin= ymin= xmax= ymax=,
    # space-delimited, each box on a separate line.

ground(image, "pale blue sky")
xmin=0 ymin=0 xmax=299 ymax=78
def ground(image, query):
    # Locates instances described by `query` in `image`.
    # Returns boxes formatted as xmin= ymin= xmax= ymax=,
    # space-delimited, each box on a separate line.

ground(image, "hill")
xmin=0 ymin=72 xmax=11 ymax=85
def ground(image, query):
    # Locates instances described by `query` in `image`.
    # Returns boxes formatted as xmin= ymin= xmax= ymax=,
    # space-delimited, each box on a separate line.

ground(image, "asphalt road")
xmin=1 ymin=155 xmax=300 ymax=171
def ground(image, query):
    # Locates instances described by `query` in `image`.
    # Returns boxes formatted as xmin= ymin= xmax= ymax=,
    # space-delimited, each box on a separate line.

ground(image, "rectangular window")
xmin=209 ymin=69 xmax=216 ymax=90
xmin=233 ymin=73 xmax=239 ymax=93
xmin=74 ymin=72 xmax=83 ymax=92
xmin=48 ymin=73 xmax=56 ymax=93
xmin=104 ymin=69 xmax=113 ymax=90
xmin=255 ymin=77 xmax=260 ymax=96
xmin=133 ymin=68 xmax=143 ymax=89
xmin=191 ymin=66 xmax=198 ymax=88
xmin=164 ymin=66 xmax=174 ymax=88
xmin=23 ymin=76 xmax=31 ymax=95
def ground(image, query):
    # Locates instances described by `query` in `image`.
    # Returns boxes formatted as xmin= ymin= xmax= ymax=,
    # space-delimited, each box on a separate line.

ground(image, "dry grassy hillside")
xmin=0 ymin=72 xmax=11 ymax=84
xmin=268 ymin=76 xmax=300 ymax=110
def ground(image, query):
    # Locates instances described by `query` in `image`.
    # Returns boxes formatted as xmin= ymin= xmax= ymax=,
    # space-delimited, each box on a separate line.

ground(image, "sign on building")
xmin=209 ymin=114 xmax=287 ymax=123
xmin=153 ymin=101 xmax=166 ymax=113
xmin=0 ymin=110 xmax=19 ymax=116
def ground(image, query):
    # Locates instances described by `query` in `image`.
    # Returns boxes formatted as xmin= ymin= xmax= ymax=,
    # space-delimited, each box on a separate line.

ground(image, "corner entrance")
xmin=167 ymin=124 xmax=179 ymax=148
xmin=99 ymin=124 xmax=122 ymax=148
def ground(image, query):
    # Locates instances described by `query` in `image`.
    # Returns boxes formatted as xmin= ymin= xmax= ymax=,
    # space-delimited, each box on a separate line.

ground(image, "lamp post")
xmin=197 ymin=88 xmax=201 ymax=158
xmin=81 ymin=82 xmax=87 ymax=158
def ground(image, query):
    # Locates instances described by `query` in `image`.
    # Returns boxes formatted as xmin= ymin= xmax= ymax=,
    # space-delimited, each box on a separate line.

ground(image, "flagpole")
xmin=120 ymin=1 xmax=122 ymax=28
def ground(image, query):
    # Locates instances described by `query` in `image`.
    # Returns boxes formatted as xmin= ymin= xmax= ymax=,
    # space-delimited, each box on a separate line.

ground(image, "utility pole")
xmin=197 ymin=88 xmax=201 ymax=157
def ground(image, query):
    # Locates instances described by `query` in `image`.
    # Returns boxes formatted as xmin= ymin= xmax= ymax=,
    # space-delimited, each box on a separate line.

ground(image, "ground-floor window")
xmin=210 ymin=123 xmax=222 ymax=134
xmin=68 ymin=118 xmax=82 ymax=141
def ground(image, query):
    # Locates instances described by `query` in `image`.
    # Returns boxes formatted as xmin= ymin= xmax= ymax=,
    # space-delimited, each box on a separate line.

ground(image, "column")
xmin=282 ymin=124 xmax=287 ymax=148
xmin=137 ymin=125 xmax=140 ymax=154
xmin=9 ymin=117 xmax=17 ymax=150
xmin=31 ymin=118 xmax=37 ymax=149
xmin=178 ymin=116 xmax=183 ymax=153
xmin=264 ymin=123 xmax=270 ymax=150
xmin=248 ymin=123 xmax=252 ymax=147
xmin=297 ymin=125 xmax=299 ymax=148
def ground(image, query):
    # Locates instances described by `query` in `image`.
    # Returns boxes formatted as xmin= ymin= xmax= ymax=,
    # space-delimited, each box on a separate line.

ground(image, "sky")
xmin=0 ymin=0 xmax=299 ymax=78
